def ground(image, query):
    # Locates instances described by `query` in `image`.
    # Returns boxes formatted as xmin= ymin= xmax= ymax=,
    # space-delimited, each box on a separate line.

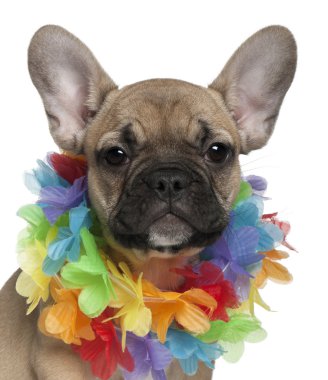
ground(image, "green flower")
xmin=61 ymin=228 xmax=116 ymax=318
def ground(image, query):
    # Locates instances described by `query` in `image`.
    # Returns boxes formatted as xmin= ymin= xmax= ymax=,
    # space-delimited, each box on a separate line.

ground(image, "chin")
xmin=147 ymin=214 xmax=196 ymax=254
xmin=111 ymin=213 xmax=224 ymax=258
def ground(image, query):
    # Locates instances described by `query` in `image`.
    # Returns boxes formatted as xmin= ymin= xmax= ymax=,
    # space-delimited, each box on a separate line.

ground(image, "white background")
xmin=0 ymin=0 xmax=327 ymax=379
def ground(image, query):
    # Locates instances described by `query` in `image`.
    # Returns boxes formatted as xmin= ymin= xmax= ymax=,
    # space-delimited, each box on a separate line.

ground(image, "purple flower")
xmin=206 ymin=227 xmax=262 ymax=278
xmin=245 ymin=175 xmax=267 ymax=195
xmin=202 ymin=226 xmax=263 ymax=299
xmin=38 ymin=176 xmax=87 ymax=224
xmin=122 ymin=333 xmax=172 ymax=380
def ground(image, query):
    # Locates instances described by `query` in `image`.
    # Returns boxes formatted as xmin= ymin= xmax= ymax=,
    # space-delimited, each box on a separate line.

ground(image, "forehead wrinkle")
xmin=97 ymin=130 xmax=122 ymax=150
xmin=209 ymin=126 xmax=234 ymax=145
xmin=96 ymin=120 xmax=147 ymax=152
xmin=132 ymin=118 xmax=147 ymax=141
xmin=184 ymin=115 xmax=196 ymax=137
xmin=186 ymin=117 xmax=235 ymax=147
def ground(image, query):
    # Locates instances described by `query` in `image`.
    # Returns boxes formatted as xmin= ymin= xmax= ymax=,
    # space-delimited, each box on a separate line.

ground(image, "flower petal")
xmin=78 ymin=276 xmax=111 ymax=318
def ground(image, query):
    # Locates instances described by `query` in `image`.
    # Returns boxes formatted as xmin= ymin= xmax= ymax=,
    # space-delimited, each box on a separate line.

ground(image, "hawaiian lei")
xmin=16 ymin=152 xmax=294 ymax=380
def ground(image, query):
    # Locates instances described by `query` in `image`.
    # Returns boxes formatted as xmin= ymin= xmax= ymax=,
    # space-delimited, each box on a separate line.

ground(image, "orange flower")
xmin=38 ymin=281 xmax=95 ymax=345
xmin=142 ymin=279 xmax=217 ymax=343
xmin=255 ymin=250 xmax=293 ymax=288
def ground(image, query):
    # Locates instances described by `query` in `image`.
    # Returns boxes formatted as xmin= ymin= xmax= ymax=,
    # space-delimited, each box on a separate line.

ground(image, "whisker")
xmin=241 ymin=165 xmax=278 ymax=173
xmin=240 ymin=155 xmax=273 ymax=167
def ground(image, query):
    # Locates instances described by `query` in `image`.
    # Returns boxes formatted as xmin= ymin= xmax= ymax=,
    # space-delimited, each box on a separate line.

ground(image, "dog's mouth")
xmin=110 ymin=211 xmax=225 ymax=255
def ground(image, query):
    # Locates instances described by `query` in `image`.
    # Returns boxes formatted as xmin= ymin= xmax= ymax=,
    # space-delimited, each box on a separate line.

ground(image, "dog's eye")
xmin=205 ymin=143 xmax=231 ymax=164
xmin=104 ymin=147 xmax=129 ymax=165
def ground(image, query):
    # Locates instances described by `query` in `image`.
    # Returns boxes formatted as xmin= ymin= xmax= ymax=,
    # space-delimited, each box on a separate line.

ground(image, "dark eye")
xmin=205 ymin=143 xmax=231 ymax=163
xmin=104 ymin=147 xmax=129 ymax=165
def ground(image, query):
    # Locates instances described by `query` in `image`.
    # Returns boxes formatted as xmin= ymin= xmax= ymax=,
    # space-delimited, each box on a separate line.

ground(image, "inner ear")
xmin=209 ymin=25 xmax=297 ymax=154
xmin=28 ymin=25 xmax=117 ymax=153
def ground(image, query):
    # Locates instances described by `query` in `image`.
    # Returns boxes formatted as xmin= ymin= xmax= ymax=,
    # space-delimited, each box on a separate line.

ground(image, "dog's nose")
xmin=144 ymin=169 xmax=191 ymax=201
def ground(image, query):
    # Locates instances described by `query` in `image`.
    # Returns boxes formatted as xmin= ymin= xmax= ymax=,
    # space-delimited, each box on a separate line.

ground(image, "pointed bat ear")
xmin=28 ymin=25 xmax=117 ymax=153
xmin=209 ymin=26 xmax=297 ymax=154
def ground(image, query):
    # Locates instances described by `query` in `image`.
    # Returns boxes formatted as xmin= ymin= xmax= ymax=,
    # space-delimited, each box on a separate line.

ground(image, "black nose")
xmin=144 ymin=169 xmax=191 ymax=201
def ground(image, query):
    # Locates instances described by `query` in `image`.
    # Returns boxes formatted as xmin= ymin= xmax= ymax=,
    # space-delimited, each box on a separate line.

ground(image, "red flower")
xmin=49 ymin=153 xmax=87 ymax=184
xmin=174 ymin=262 xmax=239 ymax=322
xmin=262 ymin=212 xmax=296 ymax=251
xmin=199 ymin=281 xmax=239 ymax=321
xmin=72 ymin=309 xmax=134 ymax=380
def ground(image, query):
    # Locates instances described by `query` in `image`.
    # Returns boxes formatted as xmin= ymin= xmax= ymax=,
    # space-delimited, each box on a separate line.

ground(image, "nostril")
xmin=156 ymin=180 xmax=166 ymax=192
xmin=173 ymin=180 xmax=183 ymax=192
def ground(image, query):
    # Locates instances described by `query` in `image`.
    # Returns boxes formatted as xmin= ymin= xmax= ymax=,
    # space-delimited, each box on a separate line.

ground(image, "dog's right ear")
xmin=28 ymin=25 xmax=117 ymax=153
xmin=209 ymin=26 xmax=297 ymax=154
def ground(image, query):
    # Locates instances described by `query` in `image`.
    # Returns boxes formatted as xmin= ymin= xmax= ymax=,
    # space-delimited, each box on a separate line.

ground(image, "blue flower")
xmin=232 ymin=196 xmax=283 ymax=251
xmin=24 ymin=157 xmax=69 ymax=195
xmin=42 ymin=204 xmax=92 ymax=275
xmin=164 ymin=329 xmax=223 ymax=376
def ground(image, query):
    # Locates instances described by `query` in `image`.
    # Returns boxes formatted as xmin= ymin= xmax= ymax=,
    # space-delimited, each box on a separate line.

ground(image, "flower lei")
xmin=16 ymin=152 xmax=294 ymax=380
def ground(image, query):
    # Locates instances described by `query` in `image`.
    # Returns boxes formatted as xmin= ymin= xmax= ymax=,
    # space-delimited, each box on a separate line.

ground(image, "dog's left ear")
xmin=28 ymin=25 xmax=117 ymax=153
xmin=210 ymin=25 xmax=297 ymax=153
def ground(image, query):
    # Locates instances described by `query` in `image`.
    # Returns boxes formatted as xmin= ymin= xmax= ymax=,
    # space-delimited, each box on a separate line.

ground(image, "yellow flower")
xmin=237 ymin=279 xmax=271 ymax=316
xmin=16 ymin=240 xmax=51 ymax=314
xmin=105 ymin=260 xmax=152 ymax=350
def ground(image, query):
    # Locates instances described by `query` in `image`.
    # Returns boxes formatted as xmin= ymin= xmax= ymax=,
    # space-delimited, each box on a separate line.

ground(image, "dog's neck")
xmin=132 ymin=256 xmax=189 ymax=289
xmin=103 ymin=236 xmax=199 ymax=290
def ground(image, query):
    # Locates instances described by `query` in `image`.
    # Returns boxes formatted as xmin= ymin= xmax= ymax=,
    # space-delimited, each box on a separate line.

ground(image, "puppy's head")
xmin=28 ymin=25 xmax=296 ymax=263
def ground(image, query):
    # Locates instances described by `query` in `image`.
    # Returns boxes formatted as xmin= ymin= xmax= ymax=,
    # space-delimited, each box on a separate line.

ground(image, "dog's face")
xmin=28 ymin=25 xmax=296 ymax=263
xmin=85 ymin=80 xmax=241 ymax=257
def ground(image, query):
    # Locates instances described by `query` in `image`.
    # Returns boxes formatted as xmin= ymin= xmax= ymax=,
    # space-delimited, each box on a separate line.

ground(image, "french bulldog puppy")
xmin=0 ymin=25 xmax=296 ymax=379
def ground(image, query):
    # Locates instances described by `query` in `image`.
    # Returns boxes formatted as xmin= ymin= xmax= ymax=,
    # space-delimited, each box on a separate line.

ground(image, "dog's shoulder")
xmin=0 ymin=270 xmax=39 ymax=377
